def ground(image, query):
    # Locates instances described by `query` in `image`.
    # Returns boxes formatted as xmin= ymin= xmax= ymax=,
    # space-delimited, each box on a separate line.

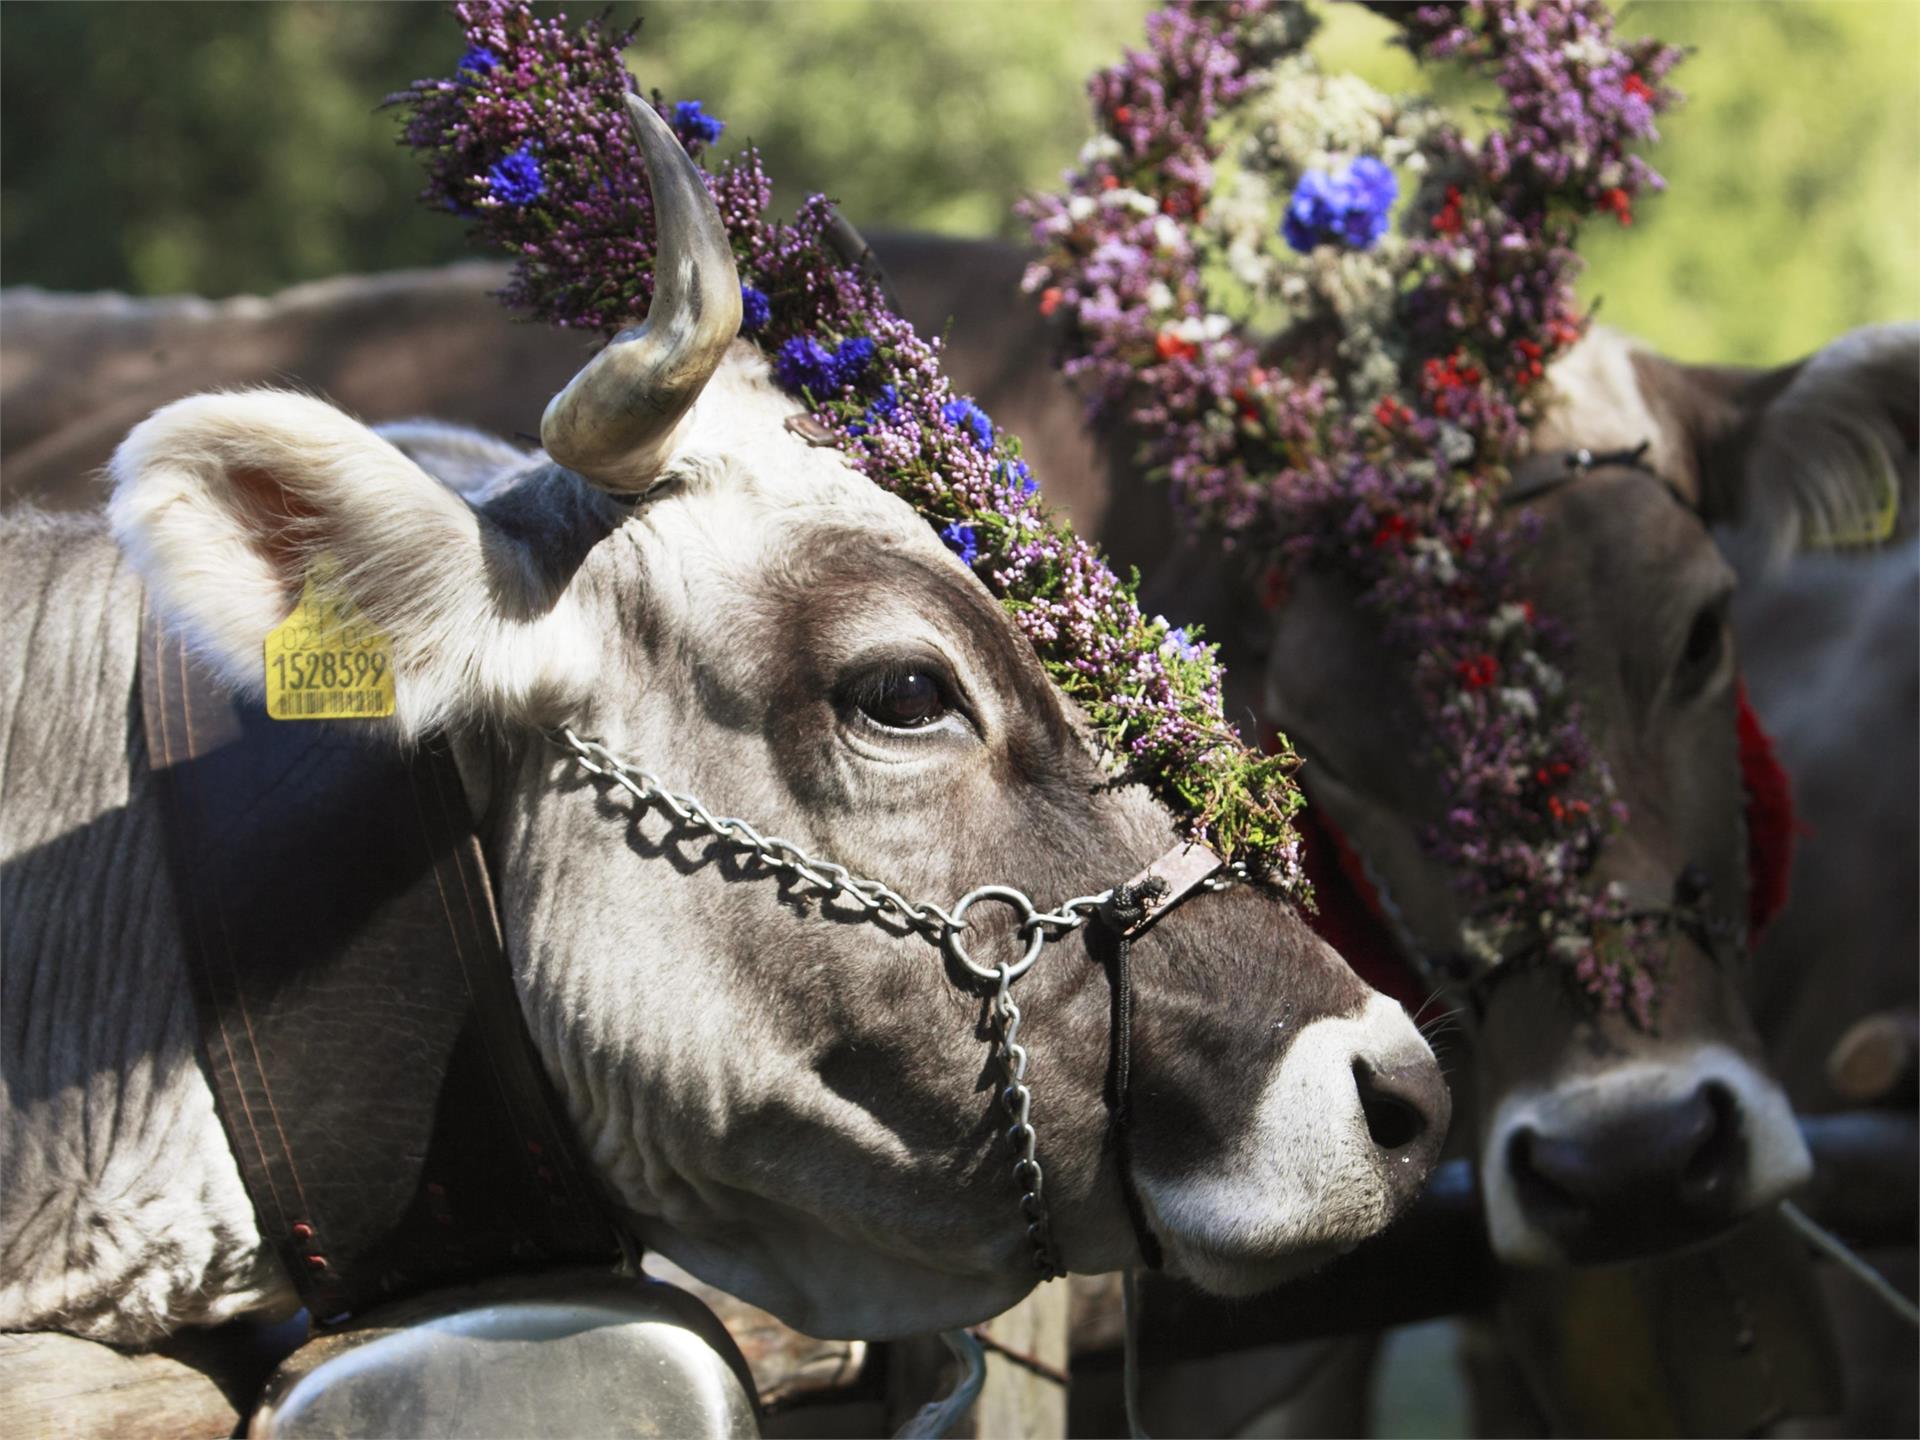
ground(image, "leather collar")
xmin=140 ymin=614 xmax=616 ymax=1323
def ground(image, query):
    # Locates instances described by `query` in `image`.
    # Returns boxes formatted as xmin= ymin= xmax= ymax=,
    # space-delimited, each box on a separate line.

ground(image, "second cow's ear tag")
xmin=264 ymin=556 xmax=396 ymax=721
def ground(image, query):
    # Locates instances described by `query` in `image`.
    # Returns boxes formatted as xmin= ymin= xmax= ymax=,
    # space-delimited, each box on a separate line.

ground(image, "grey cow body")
xmin=0 ymin=512 xmax=292 ymax=1342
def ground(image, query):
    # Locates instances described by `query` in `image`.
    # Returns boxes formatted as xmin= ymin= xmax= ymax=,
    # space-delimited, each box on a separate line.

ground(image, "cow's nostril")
xmin=1353 ymin=1059 xmax=1430 ymax=1152
xmin=1679 ymin=1080 xmax=1740 ymax=1205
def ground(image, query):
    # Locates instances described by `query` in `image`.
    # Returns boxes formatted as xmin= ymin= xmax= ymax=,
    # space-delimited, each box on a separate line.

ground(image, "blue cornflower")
xmin=1165 ymin=627 xmax=1206 ymax=663
xmin=831 ymin=336 xmax=876 ymax=387
xmin=849 ymin=382 xmax=900 ymax=435
xmin=739 ymin=284 xmax=771 ymax=334
xmin=940 ymin=521 xmax=980 ymax=567
xmin=773 ymin=336 xmax=838 ymax=395
xmin=487 ymin=145 xmax=545 ymax=206
xmin=456 ymin=46 xmax=498 ymax=78
xmin=997 ymin=457 xmax=1038 ymax=496
xmin=1281 ymin=156 xmax=1397 ymax=253
xmin=672 ymin=100 xmax=725 ymax=146
xmin=941 ymin=397 xmax=995 ymax=451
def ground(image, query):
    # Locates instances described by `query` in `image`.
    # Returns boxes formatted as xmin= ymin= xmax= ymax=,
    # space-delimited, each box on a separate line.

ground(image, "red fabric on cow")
xmin=1295 ymin=804 xmax=1430 ymax=1014
xmin=1739 ymin=680 xmax=1797 ymax=938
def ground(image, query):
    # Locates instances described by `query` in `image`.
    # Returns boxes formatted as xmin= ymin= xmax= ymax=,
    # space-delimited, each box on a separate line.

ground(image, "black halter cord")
xmin=1094 ymin=876 xmax=1172 ymax=1272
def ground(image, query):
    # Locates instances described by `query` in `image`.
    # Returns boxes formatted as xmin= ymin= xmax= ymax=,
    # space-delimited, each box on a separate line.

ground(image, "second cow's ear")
xmin=1662 ymin=324 xmax=1920 ymax=563
xmin=109 ymin=389 xmax=602 ymax=739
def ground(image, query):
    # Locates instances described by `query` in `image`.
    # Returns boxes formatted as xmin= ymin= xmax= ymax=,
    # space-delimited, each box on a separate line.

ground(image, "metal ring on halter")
xmin=944 ymin=886 xmax=1047 ymax=983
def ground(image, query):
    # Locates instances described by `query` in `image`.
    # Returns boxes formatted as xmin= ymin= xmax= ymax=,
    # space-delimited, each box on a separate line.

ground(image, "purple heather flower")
xmin=672 ymin=100 xmax=725 ymax=146
xmin=487 ymin=145 xmax=545 ymax=206
xmin=941 ymin=397 xmax=995 ymax=451
xmin=773 ymin=336 xmax=838 ymax=395
xmin=739 ymin=284 xmax=771 ymax=333
xmin=940 ymin=521 xmax=981 ymax=567
xmin=457 ymin=45 xmax=499 ymax=77
xmin=1282 ymin=157 xmax=1398 ymax=253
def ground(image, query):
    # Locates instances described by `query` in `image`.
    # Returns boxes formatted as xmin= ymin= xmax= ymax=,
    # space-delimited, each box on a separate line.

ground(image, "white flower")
xmin=1561 ymin=35 xmax=1611 ymax=69
xmin=1499 ymin=687 xmax=1540 ymax=720
xmin=1489 ymin=602 xmax=1530 ymax=639
xmin=1100 ymin=187 xmax=1159 ymax=217
xmin=1151 ymin=214 xmax=1183 ymax=254
xmin=1439 ymin=425 xmax=1475 ymax=465
xmin=1145 ymin=280 xmax=1174 ymax=313
xmin=1410 ymin=536 xmax=1458 ymax=584
xmin=1078 ymin=133 xmax=1123 ymax=166
xmin=1067 ymin=195 xmax=1096 ymax=223
xmin=1450 ymin=248 xmax=1477 ymax=275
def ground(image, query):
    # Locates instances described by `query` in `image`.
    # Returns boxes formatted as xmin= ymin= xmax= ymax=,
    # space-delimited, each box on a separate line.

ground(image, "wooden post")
xmin=971 ymin=1282 xmax=1071 ymax=1439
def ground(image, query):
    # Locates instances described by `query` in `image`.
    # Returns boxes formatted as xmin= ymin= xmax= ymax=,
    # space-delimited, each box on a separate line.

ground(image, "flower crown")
xmin=398 ymin=1 xmax=1308 ymax=884
xmin=1022 ymin=0 xmax=1684 ymax=1022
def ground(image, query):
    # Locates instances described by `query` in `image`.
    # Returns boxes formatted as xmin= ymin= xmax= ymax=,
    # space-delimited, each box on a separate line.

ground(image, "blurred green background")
xmin=3 ymin=1 xmax=1913 ymax=365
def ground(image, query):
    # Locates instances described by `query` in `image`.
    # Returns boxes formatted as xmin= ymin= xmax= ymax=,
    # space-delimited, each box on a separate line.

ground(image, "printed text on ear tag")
xmin=264 ymin=557 xmax=396 ymax=721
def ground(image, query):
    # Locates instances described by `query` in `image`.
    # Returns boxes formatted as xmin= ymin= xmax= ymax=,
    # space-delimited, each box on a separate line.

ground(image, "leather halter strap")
xmin=139 ymin=614 xmax=615 ymax=1322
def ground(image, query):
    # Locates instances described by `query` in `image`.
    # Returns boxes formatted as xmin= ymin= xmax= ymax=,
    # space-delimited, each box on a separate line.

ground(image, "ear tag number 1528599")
xmin=264 ymin=557 xmax=396 ymax=721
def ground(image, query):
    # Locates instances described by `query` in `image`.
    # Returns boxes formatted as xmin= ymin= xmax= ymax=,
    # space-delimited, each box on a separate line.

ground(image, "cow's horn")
xmin=540 ymin=93 xmax=742 ymax=494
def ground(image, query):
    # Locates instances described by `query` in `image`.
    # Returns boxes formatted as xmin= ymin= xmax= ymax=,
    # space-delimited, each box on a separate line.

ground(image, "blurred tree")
xmin=3 ymin=1 xmax=1913 ymax=365
xmin=1 ymin=3 xmax=472 ymax=296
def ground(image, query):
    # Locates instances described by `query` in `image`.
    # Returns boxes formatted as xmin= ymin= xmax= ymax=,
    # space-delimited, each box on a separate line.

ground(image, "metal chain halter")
xmin=552 ymin=727 xmax=1237 ymax=1277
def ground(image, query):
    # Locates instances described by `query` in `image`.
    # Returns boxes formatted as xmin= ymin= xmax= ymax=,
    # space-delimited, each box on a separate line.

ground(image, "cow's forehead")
xmin=666 ymin=339 xmax=927 ymax=532
xmin=1537 ymin=327 xmax=1692 ymax=497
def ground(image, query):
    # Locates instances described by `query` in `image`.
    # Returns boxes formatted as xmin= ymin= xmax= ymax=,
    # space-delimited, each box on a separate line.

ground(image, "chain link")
xmin=993 ymin=964 xmax=1062 ymax=1278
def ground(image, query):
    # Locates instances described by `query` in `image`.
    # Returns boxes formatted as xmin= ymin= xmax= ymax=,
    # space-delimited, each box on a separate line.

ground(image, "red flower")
xmin=1112 ymin=104 xmax=1133 ymax=124
xmin=1598 ymin=187 xmax=1633 ymax=226
xmin=1154 ymin=331 xmax=1197 ymax=362
xmin=1623 ymin=74 xmax=1653 ymax=102
xmin=1431 ymin=185 xmax=1464 ymax=236
xmin=1100 ymin=173 xmax=1120 ymax=192
xmin=1456 ymin=653 xmax=1498 ymax=689
xmin=1373 ymin=395 xmax=1411 ymax=429
xmin=1038 ymin=287 xmax=1063 ymax=317
xmin=1373 ymin=512 xmax=1410 ymax=548
xmin=1512 ymin=337 xmax=1545 ymax=382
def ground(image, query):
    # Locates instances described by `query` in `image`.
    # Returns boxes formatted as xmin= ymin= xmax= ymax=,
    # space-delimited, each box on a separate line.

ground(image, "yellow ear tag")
xmin=264 ymin=556 xmax=396 ymax=721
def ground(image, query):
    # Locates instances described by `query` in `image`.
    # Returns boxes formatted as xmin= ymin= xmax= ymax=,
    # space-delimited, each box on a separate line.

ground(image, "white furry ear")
xmin=108 ymin=389 xmax=598 ymax=738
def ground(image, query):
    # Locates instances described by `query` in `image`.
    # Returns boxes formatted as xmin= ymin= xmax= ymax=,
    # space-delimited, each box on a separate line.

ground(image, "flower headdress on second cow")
xmin=399 ymin=2 xmax=1308 ymax=886
xmin=1023 ymin=0 xmax=1686 ymax=1022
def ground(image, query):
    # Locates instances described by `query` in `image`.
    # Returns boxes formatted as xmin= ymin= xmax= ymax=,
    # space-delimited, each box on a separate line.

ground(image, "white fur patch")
xmin=1537 ymin=328 xmax=1686 ymax=488
xmin=1142 ymin=993 xmax=1436 ymax=1293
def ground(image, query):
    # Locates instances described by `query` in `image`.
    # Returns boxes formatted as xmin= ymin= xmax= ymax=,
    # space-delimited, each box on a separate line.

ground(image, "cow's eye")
xmin=845 ymin=664 xmax=951 ymax=730
xmin=1677 ymin=603 xmax=1726 ymax=687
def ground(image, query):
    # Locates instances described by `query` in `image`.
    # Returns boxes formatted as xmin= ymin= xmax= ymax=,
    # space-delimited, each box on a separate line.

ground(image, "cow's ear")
xmin=1674 ymin=324 xmax=1919 ymax=564
xmin=109 ymin=389 xmax=600 ymax=738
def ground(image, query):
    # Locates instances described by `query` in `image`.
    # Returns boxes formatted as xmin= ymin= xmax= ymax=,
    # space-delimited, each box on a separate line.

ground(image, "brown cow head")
xmin=1157 ymin=323 xmax=1917 ymax=1265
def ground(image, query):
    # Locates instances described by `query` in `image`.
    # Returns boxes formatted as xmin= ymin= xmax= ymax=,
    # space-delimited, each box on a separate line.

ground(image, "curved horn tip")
xmin=540 ymin=86 xmax=743 ymax=494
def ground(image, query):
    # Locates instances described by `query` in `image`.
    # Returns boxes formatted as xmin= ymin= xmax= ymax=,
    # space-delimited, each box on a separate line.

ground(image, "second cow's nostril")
xmin=1679 ymin=1080 xmax=1740 ymax=1205
xmin=1353 ymin=1059 xmax=1429 ymax=1152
